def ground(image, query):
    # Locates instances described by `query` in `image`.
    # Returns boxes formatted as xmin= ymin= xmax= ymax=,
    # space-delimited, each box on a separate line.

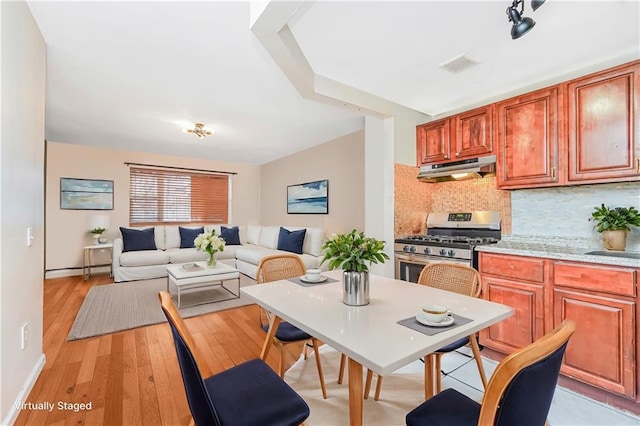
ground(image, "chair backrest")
xmin=417 ymin=263 xmax=481 ymax=297
xmin=256 ymin=253 xmax=306 ymax=283
xmin=158 ymin=291 xmax=220 ymax=426
xmin=478 ymin=319 xmax=576 ymax=426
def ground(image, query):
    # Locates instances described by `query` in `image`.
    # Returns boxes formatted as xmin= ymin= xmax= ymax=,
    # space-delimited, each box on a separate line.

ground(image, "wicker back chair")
xmin=418 ymin=263 xmax=487 ymax=396
xmin=418 ymin=263 xmax=481 ymax=297
xmin=256 ymin=254 xmax=328 ymax=399
xmin=256 ymin=253 xmax=306 ymax=284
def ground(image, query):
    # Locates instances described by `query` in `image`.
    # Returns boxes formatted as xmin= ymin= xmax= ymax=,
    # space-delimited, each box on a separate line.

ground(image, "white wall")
xmin=260 ymin=130 xmax=365 ymax=234
xmin=0 ymin=1 xmax=46 ymax=423
xmin=45 ymin=142 xmax=261 ymax=274
xmin=512 ymin=181 xmax=640 ymax=251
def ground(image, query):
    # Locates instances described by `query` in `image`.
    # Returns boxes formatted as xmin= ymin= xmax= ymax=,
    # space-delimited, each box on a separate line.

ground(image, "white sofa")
xmin=112 ymin=224 xmax=325 ymax=282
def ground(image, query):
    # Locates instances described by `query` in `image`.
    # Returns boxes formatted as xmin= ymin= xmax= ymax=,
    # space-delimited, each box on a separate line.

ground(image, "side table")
xmin=83 ymin=243 xmax=114 ymax=280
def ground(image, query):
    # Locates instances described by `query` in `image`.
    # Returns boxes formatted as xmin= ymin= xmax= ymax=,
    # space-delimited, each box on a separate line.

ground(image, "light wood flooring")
xmin=15 ymin=274 xmax=305 ymax=425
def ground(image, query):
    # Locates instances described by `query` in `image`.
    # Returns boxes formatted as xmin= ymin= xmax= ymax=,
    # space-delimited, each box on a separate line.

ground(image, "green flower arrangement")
xmin=320 ymin=229 xmax=390 ymax=273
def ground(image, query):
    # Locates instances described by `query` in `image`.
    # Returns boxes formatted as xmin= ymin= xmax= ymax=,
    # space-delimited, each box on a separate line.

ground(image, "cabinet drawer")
xmin=480 ymin=253 xmax=546 ymax=283
xmin=554 ymin=262 xmax=636 ymax=297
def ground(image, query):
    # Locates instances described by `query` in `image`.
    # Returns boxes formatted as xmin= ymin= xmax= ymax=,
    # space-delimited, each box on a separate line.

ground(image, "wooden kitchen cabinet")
xmin=553 ymin=261 xmax=637 ymax=398
xmin=567 ymin=62 xmax=640 ymax=183
xmin=416 ymin=105 xmax=493 ymax=166
xmin=478 ymin=253 xmax=548 ymax=353
xmin=453 ymin=105 xmax=494 ymax=159
xmin=416 ymin=119 xmax=450 ymax=165
xmin=496 ymin=86 xmax=564 ymax=189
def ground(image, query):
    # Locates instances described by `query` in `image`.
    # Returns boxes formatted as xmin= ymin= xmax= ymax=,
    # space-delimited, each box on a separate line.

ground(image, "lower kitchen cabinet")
xmin=478 ymin=252 xmax=638 ymax=400
xmin=553 ymin=261 xmax=637 ymax=398
xmin=479 ymin=253 xmax=548 ymax=354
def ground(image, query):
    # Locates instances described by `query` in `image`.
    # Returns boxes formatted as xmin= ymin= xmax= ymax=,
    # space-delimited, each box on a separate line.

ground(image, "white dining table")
xmin=241 ymin=270 xmax=514 ymax=426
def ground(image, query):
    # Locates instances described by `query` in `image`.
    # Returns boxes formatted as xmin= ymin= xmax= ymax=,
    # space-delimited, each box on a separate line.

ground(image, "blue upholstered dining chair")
xmin=406 ymin=319 xmax=576 ymax=426
xmin=158 ymin=291 xmax=310 ymax=426
xmin=256 ymin=253 xmax=328 ymax=399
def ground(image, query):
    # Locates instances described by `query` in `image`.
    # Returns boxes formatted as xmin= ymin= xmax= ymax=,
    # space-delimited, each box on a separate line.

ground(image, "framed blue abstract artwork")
xmin=287 ymin=180 xmax=328 ymax=214
xmin=60 ymin=178 xmax=114 ymax=210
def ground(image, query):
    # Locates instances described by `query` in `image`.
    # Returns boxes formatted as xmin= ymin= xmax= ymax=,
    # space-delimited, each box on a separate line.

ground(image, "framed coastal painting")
xmin=287 ymin=180 xmax=328 ymax=214
xmin=60 ymin=178 xmax=114 ymax=210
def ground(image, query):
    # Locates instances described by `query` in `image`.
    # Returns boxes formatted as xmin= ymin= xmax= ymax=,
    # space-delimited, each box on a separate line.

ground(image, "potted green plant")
xmin=589 ymin=204 xmax=640 ymax=251
xmin=90 ymin=227 xmax=106 ymax=241
xmin=320 ymin=229 xmax=390 ymax=306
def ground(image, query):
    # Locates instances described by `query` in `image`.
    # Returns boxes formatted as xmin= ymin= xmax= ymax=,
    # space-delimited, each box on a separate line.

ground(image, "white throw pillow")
xmin=247 ymin=226 xmax=262 ymax=245
xmin=259 ymin=226 xmax=280 ymax=249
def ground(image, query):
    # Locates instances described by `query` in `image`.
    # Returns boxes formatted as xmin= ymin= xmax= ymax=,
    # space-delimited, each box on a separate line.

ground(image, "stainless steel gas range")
xmin=395 ymin=211 xmax=501 ymax=283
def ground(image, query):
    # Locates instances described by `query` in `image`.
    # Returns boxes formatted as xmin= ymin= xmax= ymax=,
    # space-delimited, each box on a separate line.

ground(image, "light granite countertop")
xmin=475 ymin=235 xmax=640 ymax=268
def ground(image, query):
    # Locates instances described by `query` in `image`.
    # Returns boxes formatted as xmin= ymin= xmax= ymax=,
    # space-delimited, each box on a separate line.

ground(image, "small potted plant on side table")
xmin=320 ymin=229 xmax=390 ymax=306
xmin=589 ymin=204 xmax=640 ymax=251
xmin=90 ymin=227 xmax=106 ymax=243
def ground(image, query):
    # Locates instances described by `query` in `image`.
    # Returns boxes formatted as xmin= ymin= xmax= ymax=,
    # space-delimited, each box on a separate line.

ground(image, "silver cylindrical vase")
xmin=343 ymin=271 xmax=369 ymax=306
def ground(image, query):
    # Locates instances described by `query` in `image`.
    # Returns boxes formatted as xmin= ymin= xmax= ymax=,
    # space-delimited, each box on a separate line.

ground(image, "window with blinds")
xmin=129 ymin=167 xmax=229 ymax=225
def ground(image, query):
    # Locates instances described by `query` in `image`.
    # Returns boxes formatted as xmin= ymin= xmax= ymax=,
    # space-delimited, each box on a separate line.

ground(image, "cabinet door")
xmin=554 ymin=288 xmax=636 ymax=397
xmin=416 ymin=119 xmax=450 ymax=165
xmin=453 ymin=105 xmax=493 ymax=159
xmin=479 ymin=276 xmax=545 ymax=354
xmin=567 ymin=62 xmax=640 ymax=182
xmin=496 ymin=87 xmax=563 ymax=188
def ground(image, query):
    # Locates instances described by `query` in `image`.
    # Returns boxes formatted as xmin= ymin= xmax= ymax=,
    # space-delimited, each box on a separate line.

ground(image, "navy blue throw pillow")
xmin=120 ymin=227 xmax=157 ymax=252
xmin=277 ymin=227 xmax=306 ymax=254
xmin=221 ymin=226 xmax=241 ymax=245
xmin=179 ymin=226 xmax=204 ymax=249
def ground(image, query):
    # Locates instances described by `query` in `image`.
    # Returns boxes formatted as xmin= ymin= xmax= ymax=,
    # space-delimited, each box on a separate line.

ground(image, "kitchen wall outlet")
xmin=21 ymin=323 xmax=28 ymax=350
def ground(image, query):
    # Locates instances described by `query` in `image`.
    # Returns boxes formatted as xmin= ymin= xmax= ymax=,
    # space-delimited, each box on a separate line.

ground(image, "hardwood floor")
xmin=15 ymin=274 xmax=304 ymax=425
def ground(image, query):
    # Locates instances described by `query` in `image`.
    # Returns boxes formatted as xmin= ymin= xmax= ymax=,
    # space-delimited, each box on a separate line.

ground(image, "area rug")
xmin=67 ymin=276 xmax=255 ymax=340
xmin=285 ymin=346 xmax=427 ymax=426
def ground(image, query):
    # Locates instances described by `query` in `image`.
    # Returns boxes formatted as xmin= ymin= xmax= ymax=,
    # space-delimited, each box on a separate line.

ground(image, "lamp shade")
xmin=88 ymin=214 xmax=110 ymax=231
xmin=511 ymin=15 xmax=536 ymax=39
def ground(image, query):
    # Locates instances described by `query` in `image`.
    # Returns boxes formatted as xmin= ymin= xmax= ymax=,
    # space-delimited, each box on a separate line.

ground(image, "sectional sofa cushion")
xmin=179 ymin=226 xmax=204 ymax=249
xmin=277 ymin=227 xmax=307 ymax=254
xmin=120 ymin=249 xmax=169 ymax=267
xmin=120 ymin=227 xmax=157 ymax=252
xmin=259 ymin=226 xmax=280 ymax=249
xmin=247 ymin=226 xmax=261 ymax=245
xmin=221 ymin=226 xmax=241 ymax=245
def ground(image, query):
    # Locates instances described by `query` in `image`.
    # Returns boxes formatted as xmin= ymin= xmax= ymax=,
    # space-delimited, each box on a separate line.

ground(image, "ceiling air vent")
xmin=439 ymin=53 xmax=479 ymax=74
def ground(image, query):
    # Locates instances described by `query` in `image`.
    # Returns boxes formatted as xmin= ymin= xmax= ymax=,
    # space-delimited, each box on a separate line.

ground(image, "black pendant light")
xmin=506 ymin=0 xmax=541 ymax=40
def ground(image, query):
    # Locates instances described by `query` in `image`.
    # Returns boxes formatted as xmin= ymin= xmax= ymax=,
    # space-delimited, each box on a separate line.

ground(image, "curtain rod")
xmin=124 ymin=162 xmax=237 ymax=176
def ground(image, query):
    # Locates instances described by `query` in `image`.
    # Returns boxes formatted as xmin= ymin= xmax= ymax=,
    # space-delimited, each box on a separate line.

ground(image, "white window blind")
xmin=129 ymin=167 xmax=229 ymax=225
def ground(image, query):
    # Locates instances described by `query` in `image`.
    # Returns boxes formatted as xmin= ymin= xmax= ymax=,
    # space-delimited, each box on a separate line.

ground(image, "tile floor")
xmin=427 ymin=347 xmax=640 ymax=426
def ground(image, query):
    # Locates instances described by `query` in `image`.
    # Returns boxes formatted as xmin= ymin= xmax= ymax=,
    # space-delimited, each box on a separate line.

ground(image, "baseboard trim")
xmin=45 ymin=266 xmax=110 ymax=279
xmin=2 ymin=353 xmax=46 ymax=426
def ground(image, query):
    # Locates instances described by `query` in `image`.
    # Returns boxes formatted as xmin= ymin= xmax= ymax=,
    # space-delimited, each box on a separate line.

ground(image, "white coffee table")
xmin=166 ymin=262 xmax=240 ymax=308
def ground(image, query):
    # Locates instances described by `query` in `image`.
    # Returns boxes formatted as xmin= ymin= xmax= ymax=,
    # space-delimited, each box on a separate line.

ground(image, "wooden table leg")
xmin=260 ymin=315 xmax=281 ymax=361
xmin=424 ymin=354 xmax=435 ymax=400
xmin=348 ymin=357 xmax=363 ymax=426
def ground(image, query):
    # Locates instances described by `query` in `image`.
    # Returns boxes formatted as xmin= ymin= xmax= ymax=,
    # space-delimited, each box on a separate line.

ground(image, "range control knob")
xmin=423 ymin=247 xmax=432 ymax=255
xmin=403 ymin=245 xmax=410 ymax=252
xmin=439 ymin=249 xmax=447 ymax=256
xmin=448 ymin=249 xmax=456 ymax=257
xmin=409 ymin=246 xmax=417 ymax=253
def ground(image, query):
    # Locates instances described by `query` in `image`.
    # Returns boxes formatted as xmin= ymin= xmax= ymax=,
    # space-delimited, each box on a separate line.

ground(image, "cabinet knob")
xmin=444 ymin=155 xmax=450 ymax=160
xmin=455 ymin=152 xmax=460 ymax=157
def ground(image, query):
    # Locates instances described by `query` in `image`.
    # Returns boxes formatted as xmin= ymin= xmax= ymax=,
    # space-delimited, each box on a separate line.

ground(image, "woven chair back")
xmin=256 ymin=254 xmax=307 ymax=284
xmin=417 ymin=263 xmax=481 ymax=297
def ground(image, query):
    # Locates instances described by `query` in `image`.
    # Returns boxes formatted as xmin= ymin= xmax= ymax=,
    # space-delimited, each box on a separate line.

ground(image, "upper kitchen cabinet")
xmin=567 ymin=62 xmax=640 ymax=183
xmin=453 ymin=105 xmax=494 ymax=159
xmin=416 ymin=119 xmax=450 ymax=165
xmin=416 ymin=105 xmax=493 ymax=166
xmin=496 ymin=87 xmax=564 ymax=189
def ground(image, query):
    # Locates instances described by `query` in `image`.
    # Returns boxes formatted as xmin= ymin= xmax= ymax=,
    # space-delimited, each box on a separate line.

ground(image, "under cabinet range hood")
xmin=417 ymin=155 xmax=496 ymax=183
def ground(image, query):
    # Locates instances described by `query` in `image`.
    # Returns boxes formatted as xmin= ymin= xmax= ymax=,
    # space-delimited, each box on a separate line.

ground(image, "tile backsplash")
xmin=394 ymin=163 xmax=511 ymax=236
xmin=511 ymin=181 xmax=640 ymax=251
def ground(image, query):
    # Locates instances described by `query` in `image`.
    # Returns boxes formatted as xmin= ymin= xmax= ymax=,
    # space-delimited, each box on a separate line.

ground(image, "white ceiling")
xmin=26 ymin=1 xmax=639 ymax=165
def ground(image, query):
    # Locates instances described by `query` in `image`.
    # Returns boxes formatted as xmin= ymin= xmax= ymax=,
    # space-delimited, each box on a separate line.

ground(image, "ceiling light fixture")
xmin=506 ymin=0 xmax=545 ymax=40
xmin=183 ymin=122 xmax=213 ymax=139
